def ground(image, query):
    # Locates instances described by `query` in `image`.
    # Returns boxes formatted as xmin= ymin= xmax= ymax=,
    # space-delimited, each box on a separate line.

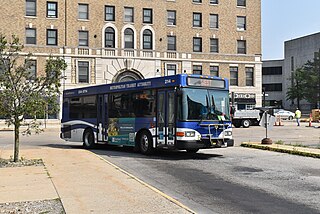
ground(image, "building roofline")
xmin=262 ymin=59 xmax=284 ymax=62
xmin=284 ymin=31 xmax=320 ymax=43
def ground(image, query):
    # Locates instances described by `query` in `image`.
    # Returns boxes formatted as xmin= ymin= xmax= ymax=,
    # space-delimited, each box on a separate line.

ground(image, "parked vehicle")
xmin=232 ymin=109 xmax=261 ymax=128
xmin=274 ymin=110 xmax=295 ymax=120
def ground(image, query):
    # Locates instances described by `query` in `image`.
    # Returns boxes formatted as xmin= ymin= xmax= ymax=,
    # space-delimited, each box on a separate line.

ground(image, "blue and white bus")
xmin=61 ymin=74 xmax=234 ymax=154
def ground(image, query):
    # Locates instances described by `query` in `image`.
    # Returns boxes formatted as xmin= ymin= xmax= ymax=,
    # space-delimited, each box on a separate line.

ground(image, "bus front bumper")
xmin=176 ymin=139 xmax=234 ymax=150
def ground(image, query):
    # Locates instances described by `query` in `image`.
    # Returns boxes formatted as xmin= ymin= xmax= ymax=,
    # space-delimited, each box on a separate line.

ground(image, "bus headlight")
xmin=185 ymin=131 xmax=195 ymax=137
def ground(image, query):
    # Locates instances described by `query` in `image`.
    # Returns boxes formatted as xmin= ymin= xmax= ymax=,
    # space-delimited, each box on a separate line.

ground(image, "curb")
xmin=89 ymin=151 xmax=196 ymax=214
xmin=241 ymin=142 xmax=320 ymax=158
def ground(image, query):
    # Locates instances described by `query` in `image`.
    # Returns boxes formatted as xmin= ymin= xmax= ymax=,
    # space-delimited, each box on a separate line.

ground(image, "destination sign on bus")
xmin=187 ymin=77 xmax=225 ymax=88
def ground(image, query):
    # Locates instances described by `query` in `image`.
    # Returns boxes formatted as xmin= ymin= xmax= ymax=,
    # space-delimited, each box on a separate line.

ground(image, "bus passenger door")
xmin=157 ymin=90 xmax=176 ymax=147
xmin=97 ymin=94 xmax=108 ymax=142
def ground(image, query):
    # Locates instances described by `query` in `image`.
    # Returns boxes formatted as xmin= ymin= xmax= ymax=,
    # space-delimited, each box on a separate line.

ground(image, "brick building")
xmin=0 ymin=0 xmax=262 ymax=118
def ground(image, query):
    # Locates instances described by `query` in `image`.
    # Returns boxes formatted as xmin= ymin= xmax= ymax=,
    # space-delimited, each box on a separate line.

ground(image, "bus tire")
xmin=138 ymin=131 xmax=154 ymax=155
xmin=83 ymin=128 xmax=95 ymax=149
xmin=233 ymin=122 xmax=241 ymax=128
xmin=186 ymin=149 xmax=199 ymax=153
xmin=242 ymin=119 xmax=250 ymax=128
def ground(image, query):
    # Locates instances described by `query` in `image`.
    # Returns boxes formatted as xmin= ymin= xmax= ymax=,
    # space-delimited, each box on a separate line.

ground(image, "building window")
xmin=27 ymin=60 xmax=37 ymax=80
xmin=78 ymin=4 xmax=89 ymax=20
xmin=237 ymin=40 xmax=246 ymax=54
xmin=124 ymin=28 xmax=134 ymax=49
xmin=209 ymin=14 xmax=218 ymax=28
xmin=210 ymin=66 xmax=219 ymax=77
xmin=246 ymin=67 xmax=254 ymax=86
xmin=237 ymin=0 xmax=246 ymax=7
xmin=78 ymin=61 xmax=89 ymax=83
xmin=262 ymin=66 xmax=282 ymax=75
xmin=291 ymin=56 xmax=294 ymax=71
xmin=262 ymin=83 xmax=282 ymax=92
xmin=193 ymin=13 xmax=202 ymax=27
xmin=105 ymin=5 xmax=115 ymax=21
xmin=167 ymin=64 xmax=176 ymax=76
xmin=193 ymin=65 xmax=202 ymax=75
xmin=79 ymin=31 xmax=88 ymax=47
xmin=124 ymin=7 xmax=134 ymax=22
xmin=210 ymin=0 xmax=218 ymax=4
xmin=47 ymin=2 xmax=57 ymax=18
xmin=230 ymin=67 xmax=238 ymax=86
xmin=143 ymin=30 xmax=152 ymax=50
xmin=193 ymin=37 xmax=202 ymax=52
xmin=167 ymin=36 xmax=176 ymax=51
xmin=237 ymin=16 xmax=246 ymax=30
xmin=167 ymin=10 xmax=176 ymax=26
xmin=105 ymin=27 xmax=115 ymax=48
xmin=26 ymin=28 xmax=36 ymax=45
xmin=210 ymin=38 xmax=218 ymax=53
xmin=143 ymin=8 xmax=153 ymax=24
xmin=46 ymin=29 xmax=57 ymax=46
xmin=26 ymin=0 xmax=36 ymax=16
xmin=193 ymin=0 xmax=202 ymax=3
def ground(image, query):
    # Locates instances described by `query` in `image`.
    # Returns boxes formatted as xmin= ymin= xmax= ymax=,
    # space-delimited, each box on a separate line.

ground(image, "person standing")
xmin=295 ymin=108 xmax=301 ymax=126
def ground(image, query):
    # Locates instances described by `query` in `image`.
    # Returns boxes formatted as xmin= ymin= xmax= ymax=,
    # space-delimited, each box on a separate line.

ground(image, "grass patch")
xmin=275 ymin=140 xmax=284 ymax=145
xmin=287 ymin=143 xmax=308 ymax=148
xmin=0 ymin=158 xmax=43 ymax=168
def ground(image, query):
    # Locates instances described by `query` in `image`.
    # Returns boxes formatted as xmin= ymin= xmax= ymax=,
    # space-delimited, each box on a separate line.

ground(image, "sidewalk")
xmin=0 ymin=147 xmax=192 ymax=213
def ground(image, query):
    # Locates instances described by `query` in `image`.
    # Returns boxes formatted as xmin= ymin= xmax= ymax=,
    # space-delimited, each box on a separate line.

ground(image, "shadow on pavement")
xmin=44 ymin=143 xmax=224 ymax=160
xmin=92 ymin=145 xmax=223 ymax=160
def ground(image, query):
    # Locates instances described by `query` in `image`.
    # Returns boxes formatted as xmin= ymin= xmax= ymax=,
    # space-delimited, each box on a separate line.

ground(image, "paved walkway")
xmin=0 ymin=148 xmax=192 ymax=213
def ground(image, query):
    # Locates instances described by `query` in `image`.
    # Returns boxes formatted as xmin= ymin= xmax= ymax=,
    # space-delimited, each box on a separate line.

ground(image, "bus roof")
xmin=63 ymin=74 xmax=228 ymax=98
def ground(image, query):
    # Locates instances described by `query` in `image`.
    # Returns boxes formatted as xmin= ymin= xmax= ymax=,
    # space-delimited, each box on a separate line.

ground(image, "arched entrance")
xmin=113 ymin=70 xmax=144 ymax=83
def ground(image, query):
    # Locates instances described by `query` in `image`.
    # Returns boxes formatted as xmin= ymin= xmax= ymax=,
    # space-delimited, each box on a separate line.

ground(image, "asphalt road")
xmin=93 ymin=146 xmax=320 ymax=214
xmin=1 ymin=121 xmax=319 ymax=213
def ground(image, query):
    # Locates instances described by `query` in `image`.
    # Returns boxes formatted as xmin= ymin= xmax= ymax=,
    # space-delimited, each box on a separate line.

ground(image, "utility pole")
xmin=262 ymin=87 xmax=266 ymax=107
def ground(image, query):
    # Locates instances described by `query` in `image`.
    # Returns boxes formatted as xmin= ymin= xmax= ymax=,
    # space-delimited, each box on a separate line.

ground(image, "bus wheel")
xmin=138 ymin=131 xmax=154 ymax=155
xmin=186 ymin=149 xmax=199 ymax=153
xmin=242 ymin=119 xmax=250 ymax=128
xmin=83 ymin=129 xmax=95 ymax=149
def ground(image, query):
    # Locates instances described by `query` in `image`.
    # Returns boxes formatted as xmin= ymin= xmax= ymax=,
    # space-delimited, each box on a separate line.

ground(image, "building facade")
xmin=263 ymin=32 xmax=320 ymax=112
xmin=284 ymin=32 xmax=320 ymax=112
xmin=0 ymin=0 xmax=262 ymax=118
xmin=261 ymin=60 xmax=284 ymax=108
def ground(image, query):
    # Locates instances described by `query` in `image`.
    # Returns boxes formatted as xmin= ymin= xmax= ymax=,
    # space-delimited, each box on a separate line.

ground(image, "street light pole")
xmin=262 ymin=87 xmax=266 ymax=107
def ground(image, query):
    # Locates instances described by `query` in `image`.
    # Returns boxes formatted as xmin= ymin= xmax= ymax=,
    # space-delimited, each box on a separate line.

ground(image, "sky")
xmin=262 ymin=0 xmax=320 ymax=60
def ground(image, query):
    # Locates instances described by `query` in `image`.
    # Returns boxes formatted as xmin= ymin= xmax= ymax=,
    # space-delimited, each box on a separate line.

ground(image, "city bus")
xmin=60 ymin=74 xmax=234 ymax=154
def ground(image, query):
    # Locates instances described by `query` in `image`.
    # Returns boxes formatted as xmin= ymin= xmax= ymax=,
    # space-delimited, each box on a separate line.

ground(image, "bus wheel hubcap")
xmin=142 ymin=135 xmax=148 ymax=150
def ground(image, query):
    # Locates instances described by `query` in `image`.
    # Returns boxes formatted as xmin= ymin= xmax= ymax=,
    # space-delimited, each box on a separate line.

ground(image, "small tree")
xmin=286 ymin=68 xmax=305 ymax=109
xmin=286 ymin=53 xmax=320 ymax=109
xmin=302 ymin=59 xmax=320 ymax=108
xmin=0 ymin=34 xmax=67 ymax=162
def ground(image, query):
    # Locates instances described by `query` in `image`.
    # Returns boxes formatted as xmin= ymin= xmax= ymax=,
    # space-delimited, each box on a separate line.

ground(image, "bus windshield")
xmin=178 ymin=88 xmax=230 ymax=121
